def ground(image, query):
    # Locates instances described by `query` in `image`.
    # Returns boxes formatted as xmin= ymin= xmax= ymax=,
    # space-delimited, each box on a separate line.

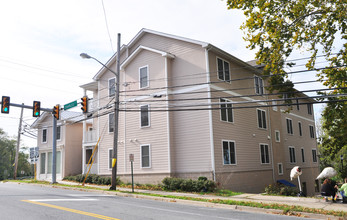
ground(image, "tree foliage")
xmin=226 ymin=0 xmax=346 ymax=172
xmin=0 ymin=128 xmax=32 ymax=180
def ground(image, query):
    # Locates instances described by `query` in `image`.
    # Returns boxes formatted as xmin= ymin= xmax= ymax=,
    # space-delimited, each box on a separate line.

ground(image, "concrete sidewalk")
xmin=58 ymin=180 xmax=347 ymax=214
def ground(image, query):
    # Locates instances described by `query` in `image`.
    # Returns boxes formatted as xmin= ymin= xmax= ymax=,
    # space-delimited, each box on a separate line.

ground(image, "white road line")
xmin=66 ymin=194 xmax=111 ymax=197
xmin=29 ymin=199 xmax=98 ymax=202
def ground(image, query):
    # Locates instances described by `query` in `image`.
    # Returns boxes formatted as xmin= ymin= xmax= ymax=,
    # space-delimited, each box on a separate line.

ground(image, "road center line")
xmin=21 ymin=200 xmax=120 ymax=220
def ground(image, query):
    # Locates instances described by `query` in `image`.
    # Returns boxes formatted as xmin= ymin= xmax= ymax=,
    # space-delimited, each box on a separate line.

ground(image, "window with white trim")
xmin=109 ymin=78 xmax=115 ymax=97
xmin=257 ymin=109 xmax=267 ymax=129
xmin=301 ymin=148 xmax=305 ymax=163
xmin=260 ymin=144 xmax=270 ymax=164
xmin=140 ymin=105 xmax=150 ymax=127
xmin=141 ymin=145 xmax=151 ymax=168
xmin=109 ymin=113 xmax=114 ymax=132
xmin=312 ymin=149 xmax=318 ymax=163
xmin=309 ymin=125 xmax=315 ymax=138
xmin=278 ymin=163 xmax=283 ymax=175
xmin=275 ymin=130 xmax=280 ymax=142
xmin=289 ymin=146 xmax=296 ymax=163
xmin=223 ymin=140 xmax=236 ymax=165
xmin=217 ymin=58 xmax=230 ymax=82
xmin=42 ymin=129 xmax=47 ymax=143
xmin=139 ymin=66 xmax=149 ymax=88
xmin=286 ymin=118 xmax=293 ymax=135
xmin=254 ymin=76 xmax=264 ymax=95
xmin=220 ymin=98 xmax=233 ymax=123
xmin=298 ymin=122 xmax=302 ymax=136
xmin=40 ymin=152 xmax=46 ymax=173
xmin=57 ymin=126 xmax=61 ymax=141
xmin=272 ymin=100 xmax=277 ymax=111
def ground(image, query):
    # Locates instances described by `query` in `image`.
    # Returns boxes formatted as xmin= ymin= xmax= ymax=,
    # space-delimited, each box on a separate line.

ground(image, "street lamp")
xmin=80 ymin=34 xmax=121 ymax=190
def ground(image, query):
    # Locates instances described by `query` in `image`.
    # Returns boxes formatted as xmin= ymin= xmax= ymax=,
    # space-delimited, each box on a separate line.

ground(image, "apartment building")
xmin=80 ymin=29 xmax=319 ymax=195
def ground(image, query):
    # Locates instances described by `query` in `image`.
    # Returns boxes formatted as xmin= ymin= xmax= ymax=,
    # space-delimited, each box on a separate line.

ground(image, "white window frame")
xmin=40 ymin=152 xmax=46 ymax=174
xmin=42 ymin=128 xmax=47 ymax=143
xmin=272 ymin=100 xmax=277 ymax=111
xmin=301 ymin=147 xmax=305 ymax=163
xmin=220 ymin=98 xmax=234 ymax=123
xmin=108 ymin=148 xmax=113 ymax=170
xmin=286 ymin=118 xmax=293 ymax=135
xmin=278 ymin=163 xmax=283 ymax=175
xmin=309 ymin=125 xmax=315 ymax=139
xmin=260 ymin=144 xmax=270 ymax=164
xmin=139 ymin=65 xmax=149 ymax=89
xmin=254 ymin=75 xmax=264 ymax=95
xmin=108 ymin=77 xmax=116 ymax=97
xmin=298 ymin=121 xmax=302 ymax=136
xmin=312 ymin=148 xmax=318 ymax=163
xmin=257 ymin=109 xmax=267 ymax=129
xmin=109 ymin=113 xmax=114 ymax=133
xmin=289 ymin=146 xmax=296 ymax=163
xmin=217 ymin=57 xmax=231 ymax=83
xmin=222 ymin=140 xmax=237 ymax=165
xmin=141 ymin=144 xmax=151 ymax=168
xmin=140 ymin=104 xmax=150 ymax=128
xmin=275 ymin=130 xmax=280 ymax=142
xmin=56 ymin=126 xmax=61 ymax=141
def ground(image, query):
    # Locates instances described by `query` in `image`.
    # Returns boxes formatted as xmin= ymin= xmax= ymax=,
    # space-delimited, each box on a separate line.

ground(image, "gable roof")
xmin=31 ymin=111 xmax=85 ymax=129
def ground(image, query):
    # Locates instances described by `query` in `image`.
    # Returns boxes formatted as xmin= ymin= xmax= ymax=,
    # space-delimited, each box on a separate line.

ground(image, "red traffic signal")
xmin=33 ymin=101 xmax=41 ymax=117
xmin=1 ymin=96 xmax=10 ymax=114
xmin=52 ymin=104 xmax=60 ymax=120
xmin=81 ymin=96 xmax=88 ymax=113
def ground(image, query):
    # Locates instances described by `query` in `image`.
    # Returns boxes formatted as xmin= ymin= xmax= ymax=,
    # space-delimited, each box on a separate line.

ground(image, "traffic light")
xmin=1 ymin=96 xmax=10 ymax=114
xmin=52 ymin=104 xmax=60 ymax=120
xmin=33 ymin=101 xmax=41 ymax=117
xmin=81 ymin=96 xmax=88 ymax=113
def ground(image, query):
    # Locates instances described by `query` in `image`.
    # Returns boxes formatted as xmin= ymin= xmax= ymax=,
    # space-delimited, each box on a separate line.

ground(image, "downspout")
xmin=205 ymin=47 xmax=216 ymax=181
xmin=165 ymin=57 xmax=171 ymax=175
xmin=266 ymin=95 xmax=276 ymax=183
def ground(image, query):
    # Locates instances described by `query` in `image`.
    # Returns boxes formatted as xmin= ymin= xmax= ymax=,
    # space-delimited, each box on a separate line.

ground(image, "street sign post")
xmin=64 ymin=100 xmax=77 ymax=110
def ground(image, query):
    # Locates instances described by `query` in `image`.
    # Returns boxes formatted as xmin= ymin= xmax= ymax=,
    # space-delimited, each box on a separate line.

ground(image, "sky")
xmin=0 ymin=0 xmax=333 ymax=148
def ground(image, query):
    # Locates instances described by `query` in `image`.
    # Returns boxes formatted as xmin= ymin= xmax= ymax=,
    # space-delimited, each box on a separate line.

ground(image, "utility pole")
xmin=111 ymin=33 xmax=121 ymax=190
xmin=13 ymin=104 xmax=24 ymax=179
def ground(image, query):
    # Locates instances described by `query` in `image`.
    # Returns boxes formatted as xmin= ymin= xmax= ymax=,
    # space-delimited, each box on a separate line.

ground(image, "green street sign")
xmin=64 ymin=100 xmax=77 ymax=110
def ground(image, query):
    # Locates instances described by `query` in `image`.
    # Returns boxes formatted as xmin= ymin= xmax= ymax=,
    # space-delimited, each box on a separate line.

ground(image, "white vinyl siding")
xmin=257 ymin=109 xmax=267 ymax=129
xmin=286 ymin=118 xmax=293 ymax=135
xmin=260 ymin=144 xmax=270 ymax=164
xmin=220 ymin=98 xmax=233 ymax=123
xmin=109 ymin=78 xmax=115 ymax=97
xmin=223 ymin=140 xmax=236 ymax=165
xmin=141 ymin=145 xmax=151 ymax=168
xmin=254 ymin=75 xmax=264 ymax=95
xmin=217 ymin=57 xmax=230 ymax=82
xmin=289 ymin=146 xmax=296 ymax=163
xmin=140 ymin=105 xmax=150 ymax=127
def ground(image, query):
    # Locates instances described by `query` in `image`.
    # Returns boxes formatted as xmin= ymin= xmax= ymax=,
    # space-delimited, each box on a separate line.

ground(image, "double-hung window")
xmin=223 ymin=141 xmax=236 ymax=165
xmin=286 ymin=118 xmax=293 ymax=135
xmin=298 ymin=122 xmax=302 ymax=136
xmin=57 ymin=126 xmax=61 ymax=141
xmin=139 ymin=66 xmax=149 ymax=88
xmin=301 ymin=148 xmax=305 ymax=163
xmin=109 ymin=113 xmax=114 ymax=132
xmin=108 ymin=149 xmax=113 ymax=169
xmin=257 ymin=109 xmax=267 ymax=129
xmin=220 ymin=98 xmax=233 ymax=122
xmin=307 ymin=103 xmax=312 ymax=115
xmin=141 ymin=145 xmax=151 ymax=168
xmin=140 ymin=105 xmax=150 ymax=127
xmin=254 ymin=76 xmax=264 ymax=95
xmin=217 ymin=58 xmax=230 ymax=82
xmin=289 ymin=146 xmax=296 ymax=163
xmin=312 ymin=149 xmax=318 ymax=162
xmin=42 ymin=129 xmax=47 ymax=143
xmin=109 ymin=78 xmax=115 ymax=97
xmin=260 ymin=144 xmax=270 ymax=164
xmin=309 ymin=125 xmax=315 ymax=138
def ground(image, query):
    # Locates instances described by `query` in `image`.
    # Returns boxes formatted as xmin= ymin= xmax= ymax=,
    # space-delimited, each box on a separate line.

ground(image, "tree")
xmin=0 ymin=128 xmax=31 ymax=180
xmin=226 ymin=0 xmax=346 ymax=171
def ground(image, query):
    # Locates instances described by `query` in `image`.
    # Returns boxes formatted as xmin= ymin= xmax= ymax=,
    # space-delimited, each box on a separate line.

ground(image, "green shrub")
xmin=162 ymin=177 xmax=216 ymax=192
xmin=265 ymin=183 xmax=298 ymax=196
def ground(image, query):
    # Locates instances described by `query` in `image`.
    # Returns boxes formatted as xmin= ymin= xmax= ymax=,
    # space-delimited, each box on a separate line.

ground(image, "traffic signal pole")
xmin=52 ymin=116 xmax=57 ymax=184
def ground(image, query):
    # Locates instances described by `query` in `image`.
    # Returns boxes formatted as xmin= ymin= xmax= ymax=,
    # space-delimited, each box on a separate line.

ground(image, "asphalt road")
xmin=0 ymin=182 xmax=307 ymax=220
